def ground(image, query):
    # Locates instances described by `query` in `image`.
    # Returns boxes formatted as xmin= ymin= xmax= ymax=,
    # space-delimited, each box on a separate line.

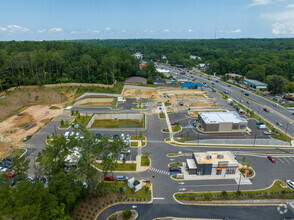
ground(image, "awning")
xmin=245 ymin=170 xmax=250 ymax=174
xmin=216 ymin=168 xmax=222 ymax=171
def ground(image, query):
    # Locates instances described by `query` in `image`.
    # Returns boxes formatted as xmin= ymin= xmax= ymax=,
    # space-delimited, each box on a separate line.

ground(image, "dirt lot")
xmin=80 ymin=102 xmax=112 ymax=106
xmin=0 ymin=104 xmax=64 ymax=159
xmin=0 ymin=87 xmax=76 ymax=160
xmin=122 ymin=88 xmax=157 ymax=99
xmin=170 ymin=94 xmax=206 ymax=99
xmin=185 ymin=102 xmax=218 ymax=107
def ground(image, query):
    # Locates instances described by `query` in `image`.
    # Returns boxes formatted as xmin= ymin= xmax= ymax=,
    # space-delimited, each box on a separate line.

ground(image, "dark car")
xmin=228 ymin=85 xmax=231 ymax=87
xmin=114 ymin=134 xmax=119 ymax=138
xmin=267 ymin=156 xmax=276 ymax=163
xmin=256 ymin=121 xmax=264 ymax=125
xmin=263 ymin=108 xmax=269 ymax=112
xmin=32 ymin=177 xmax=39 ymax=183
xmin=245 ymin=93 xmax=249 ymax=96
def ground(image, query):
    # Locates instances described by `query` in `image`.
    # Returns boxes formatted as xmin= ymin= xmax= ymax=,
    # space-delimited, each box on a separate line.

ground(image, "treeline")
xmin=76 ymin=39 xmax=294 ymax=82
xmin=0 ymin=41 xmax=144 ymax=92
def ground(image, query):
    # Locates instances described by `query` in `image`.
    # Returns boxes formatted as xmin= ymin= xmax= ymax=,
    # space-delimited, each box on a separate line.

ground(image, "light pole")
xmin=237 ymin=173 xmax=242 ymax=192
xmin=285 ymin=122 xmax=291 ymax=135
xmin=253 ymin=133 xmax=257 ymax=147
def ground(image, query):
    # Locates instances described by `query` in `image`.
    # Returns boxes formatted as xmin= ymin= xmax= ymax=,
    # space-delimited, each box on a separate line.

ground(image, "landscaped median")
xmin=162 ymin=123 xmax=182 ymax=133
xmin=130 ymin=135 xmax=146 ymax=147
xmin=174 ymin=180 xmax=294 ymax=204
xmin=93 ymin=162 xmax=137 ymax=171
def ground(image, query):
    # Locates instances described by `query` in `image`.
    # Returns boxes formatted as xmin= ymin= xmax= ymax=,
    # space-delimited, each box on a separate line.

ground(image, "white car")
xmin=0 ymin=167 xmax=8 ymax=172
xmin=70 ymin=132 xmax=75 ymax=136
xmin=121 ymin=133 xmax=125 ymax=139
xmin=287 ymin=180 xmax=294 ymax=189
xmin=64 ymin=131 xmax=70 ymax=138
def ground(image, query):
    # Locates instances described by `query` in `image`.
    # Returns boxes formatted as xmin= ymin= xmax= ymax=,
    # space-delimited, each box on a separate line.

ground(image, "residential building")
xmin=198 ymin=111 xmax=247 ymax=132
xmin=186 ymin=151 xmax=238 ymax=175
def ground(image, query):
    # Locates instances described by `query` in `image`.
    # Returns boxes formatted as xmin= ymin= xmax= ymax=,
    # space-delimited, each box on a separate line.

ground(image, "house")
xmin=154 ymin=79 xmax=165 ymax=85
xmin=128 ymin=177 xmax=142 ymax=192
xmin=156 ymin=68 xmax=170 ymax=77
xmin=165 ymin=79 xmax=176 ymax=85
xmin=180 ymin=82 xmax=203 ymax=88
xmin=125 ymin=77 xmax=147 ymax=85
xmin=198 ymin=111 xmax=247 ymax=132
xmin=243 ymin=79 xmax=268 ymax=90
xmin=132 ymin=52 xmax=143 ymax=60
xmin=186 ymin=151 xmax=238 ymax=175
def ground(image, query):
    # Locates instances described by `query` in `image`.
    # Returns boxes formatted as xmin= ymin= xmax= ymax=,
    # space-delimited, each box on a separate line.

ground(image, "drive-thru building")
xmin=198 ymin=111 xmax=247 ymax=132
xmin=186 ymin=151 xmax=238 ymax=175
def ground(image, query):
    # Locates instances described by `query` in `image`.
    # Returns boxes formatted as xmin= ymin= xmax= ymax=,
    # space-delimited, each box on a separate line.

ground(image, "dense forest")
xmin=0 ymin=41 xmax=158 ymax=92
xmin=77 ymin=39 xmax=294 ymax=80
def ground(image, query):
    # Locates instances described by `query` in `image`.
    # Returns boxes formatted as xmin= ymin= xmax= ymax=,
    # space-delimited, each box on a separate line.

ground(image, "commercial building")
xmin=198 ymin=111 xmax=247 ymax=132
xmin=186 ymin=151 xmax=238 ymax=175
xmin=132 ymin=52 xmax=143 ymax=60
xmin=243 ymin=79 xmax=268 ymax=89
xmin=227 ymin=73 xmax=244 ymax=81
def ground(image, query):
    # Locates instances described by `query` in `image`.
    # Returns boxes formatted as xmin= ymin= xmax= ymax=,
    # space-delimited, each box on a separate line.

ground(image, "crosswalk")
xmin=149 ymin=167 xmax=169 ymax=175
xmin=275 ymin=157 xmax=294 ymax=164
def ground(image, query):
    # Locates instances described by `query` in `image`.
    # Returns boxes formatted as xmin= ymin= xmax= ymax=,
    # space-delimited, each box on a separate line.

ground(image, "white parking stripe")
xmin=283 ymin=157 xmax=291 ymax=163
xmin=288 ymin=157 xmax=294 ymax=163
xmin=278 ymin=157 xmax=285 ymax=164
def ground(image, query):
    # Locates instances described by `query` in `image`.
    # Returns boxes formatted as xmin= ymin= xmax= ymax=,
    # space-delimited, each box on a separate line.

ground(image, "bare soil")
xmin=122 ymin=88 xmax=157 ymax=99
xmin=170 ymin=94 xmax=206 ymax=99
xmin=80 ymin=102 xmax=112 ymax=106
xmin=185 ymin=102 xmax=218 ymax=107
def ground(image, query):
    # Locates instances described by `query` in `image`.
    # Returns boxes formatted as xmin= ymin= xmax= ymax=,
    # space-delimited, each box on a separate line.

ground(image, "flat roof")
xmin=199 ymin=111 xmax=247 ymax=124
xmin=186 ymin=159 xmax=197 ymax=169
xmin=194 ymin=151 xmax=237 ymax=164
xmin=243 ymin=79 xmax=267 ymax=86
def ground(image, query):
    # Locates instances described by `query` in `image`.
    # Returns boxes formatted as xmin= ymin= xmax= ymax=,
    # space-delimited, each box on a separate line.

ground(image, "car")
xmin=241 ymin=90 xmax=244 ymax=93
xmin=121 ymin=133 xmax=125 ymax=139
xmin=287 ymin=180 xmax=294 ymax=189
xmin=264 ymin=130 xmax=274 ymax=135
xmin=274 ymin=103 xmax=280 ymax=107
xmin=26 ymin=177 xmax=33 ymax=182
xmin=121 ymin=149 xmax=131 ymax=154
xmin=276 ymin=122 xmax=283 ymax=127
xmin=267 ymin=156 xmax=276 ymax=163
xmin=192 ymin=122 xmax=197 ymax=127
xmin=224 ymin=91 xmax=229 ymax=94
xmin=256 ymin=121 xmax=264 ymax=125
xmin=104 ymin=175 xmax=115 ymax=181
xmin=171 ymin=122 xmax=177 ymax=125
xmin=126 ymin=134 xmax=130 ymax=140
xmin=10 ymin=178 xmax=16 ymax=187
xmin=40 ymin=177 xmax=46 ymax=183
xmin=64 ymin=131 xmax=70 ymax=138
xmin=228 ymin=85 xmax=231 ymax=87
xmin=0 ymin=167 xmax=8 ymax=173
xmin=2 ymin=157 xmax=12 ymax=163
xmin=23 ymin=135 xmax=32 ymax=142
xmin=212 ymin=89 xmax=216 ymax=92
xmin=240 ymin=99 xmax=244 ymax=103
xmin=116 ymin=175 xmax=129 ymax=181
xmin=245 ymin=93 xmax=249 ymax=96
xmin=5 ymin=172 xmax=15 ymax=178
xmin=263 ymin=108 xmax=269 ymax=112
xmin=216 ymin=80 xmax=219 ymax=83
xmin=109 ymin=134 xmax=114 ymax=140
xmin=32 ymin=177 xmax=39 ymax=183
xmin=246 ymin=101 xmax=250 ymax=104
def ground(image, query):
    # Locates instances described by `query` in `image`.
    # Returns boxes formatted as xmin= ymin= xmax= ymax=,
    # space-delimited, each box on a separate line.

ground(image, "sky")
xmin=1 ymin=0 xmax=294 ymax=41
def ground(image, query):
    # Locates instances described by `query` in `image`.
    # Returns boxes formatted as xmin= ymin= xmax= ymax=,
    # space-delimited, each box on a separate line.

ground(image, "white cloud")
xmin=272 ymin=21 xmax=294 ymax=34
xmin=187 ymin=29 xmax=194 ymax=33
xmin=6 ymin=25 xmax=29 ymax=32
xmin=105 ymin=27 xmax=111 ymax=31
xmin=120 ymin=29 xmax=127 ymax=33
xmin=261 ymin=9 xmax=294 ymax=20
xmin=287 ymin=4 xmax=294 ymax=8
xmin=71 ymin=29 xmax=101 ymax=34
xmin=48 ymin=27 xmax=63 ymax=33
xmin=91 ymin=30 xmax=101 ymax=34
xmin=230 ymin=29 xmax=242 ymax=33
xmin=249 ymin=0 xmax=272 ymax=6
xmin=37 ymin=29 xmax=46 ymax=33
xmin=162 ymin=29 xmax=170 ymax=33
xmin=0 ymin=27 xmax=8 ymax=32
xmin=143 ymin=29 xmax=154 ymax=33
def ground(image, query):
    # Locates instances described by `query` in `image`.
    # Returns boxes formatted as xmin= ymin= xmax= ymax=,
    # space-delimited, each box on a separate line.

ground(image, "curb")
xmin=19 ymin=148 xmax=28 ymax=158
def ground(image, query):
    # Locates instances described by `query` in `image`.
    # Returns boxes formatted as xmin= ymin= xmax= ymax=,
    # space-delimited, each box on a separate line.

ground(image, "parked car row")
xmin=0 ymin=157 xmax=13 ymax=168
xmin=104 ymin=175 xmax=129 ymax=181
xmin=64 ymin=131 xmax=84 ymax=139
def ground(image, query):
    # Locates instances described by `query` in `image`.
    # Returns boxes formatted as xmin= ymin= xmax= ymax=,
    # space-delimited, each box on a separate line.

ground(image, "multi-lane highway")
xmin=158 ymin=64 xmax=294 ymax=139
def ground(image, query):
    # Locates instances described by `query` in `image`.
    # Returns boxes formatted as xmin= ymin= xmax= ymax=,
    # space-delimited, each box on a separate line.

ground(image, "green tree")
xmin=122 ymin=208 xmax=132 ymax=219
xmin=11 ymin=156 xmax=30 ymax=179
xmin=60 ymin=119 xmax=64 ymax=127
xmin=266 ymin=75 xmax=289 ymax=94
xmin=284 ymin=82 xmax=294 ymax=93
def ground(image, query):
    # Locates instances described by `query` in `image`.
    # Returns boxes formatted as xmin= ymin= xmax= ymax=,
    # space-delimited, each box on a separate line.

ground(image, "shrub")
xmin=122 ymin=209 xmax=132 ymax=220
xmin=204 ymin=194 xmax=211 ymax=200
xmin=60 ymin=119 xmax=64 ymax=126
xmin=221 ymin=191 xmax=228 ymax=198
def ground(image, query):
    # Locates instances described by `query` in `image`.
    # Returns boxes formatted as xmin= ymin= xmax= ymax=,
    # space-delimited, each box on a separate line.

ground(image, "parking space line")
xmin=288 ymin=157 xmax=294 ymax=163
xmin=277 ymin=157 xmax=285 ymax=164
xmin=282 ymin=157 xmax=291 ymax=163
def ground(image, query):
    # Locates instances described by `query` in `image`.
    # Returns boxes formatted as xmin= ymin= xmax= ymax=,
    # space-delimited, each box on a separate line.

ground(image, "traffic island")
xmin=107 ymin=209 xmax=138 ymax=220
xmin=174 ymin=180 xmax=294 ymax=205
xmin=130 ymin=136 xmax=147 ymax=148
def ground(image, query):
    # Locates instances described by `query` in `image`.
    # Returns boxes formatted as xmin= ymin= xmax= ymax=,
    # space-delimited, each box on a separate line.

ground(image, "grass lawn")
xmin=10 ymin=149 xmax=26 ymax=158
xmin=164 ymin=101 xmax=172 ymax=106
xmin=218 ymin=91 xmax=228 ymax=100
xmin=166 ymin=138 xmax=171 ymax=141
xmin=94 ymin=162 xmax=137 ymax=171
xmin=169 ymin=162 xmax=183 ymax=167
xmin=49 ymin=105 xmax=61 ymax=110
xmin=167 ymin=153 xmax=181 ymax=157
xmin=141 ymin=155 xmax=150 ymax=166
xmin=59 ymin=124 xmax=70 ymax=129
xmin=130 ymin=142 xmax=138 ymax=147
xmin=172 ymin=124 xmax=181 ymax=132
xmin=130 ymin=136 xmax=146 ymax=141
xmin=91 ymin=119 xmax=143 ymax=129
xmin=159 ymin=112 xmax=165 ymax=119
xmin=175 ymin=180 xmax=294 ymax=201
xmin=174 ymin=138 xmax=194 ymax=143
xmin=75 ymin=115 xmax=92 ymax=126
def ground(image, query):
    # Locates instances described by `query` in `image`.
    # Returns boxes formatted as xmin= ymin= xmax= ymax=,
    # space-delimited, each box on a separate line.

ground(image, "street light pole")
xmin=253 ymin=133 xmax=257 ymax=147
xmin=237 ymin=173 xmax=242 ymax=192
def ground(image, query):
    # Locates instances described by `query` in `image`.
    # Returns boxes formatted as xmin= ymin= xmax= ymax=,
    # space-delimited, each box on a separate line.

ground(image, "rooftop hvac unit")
xmin=206 ymin=155 xmax=212 ymax=160
xmin=217 ymin=154 xmax=224 ymax=159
